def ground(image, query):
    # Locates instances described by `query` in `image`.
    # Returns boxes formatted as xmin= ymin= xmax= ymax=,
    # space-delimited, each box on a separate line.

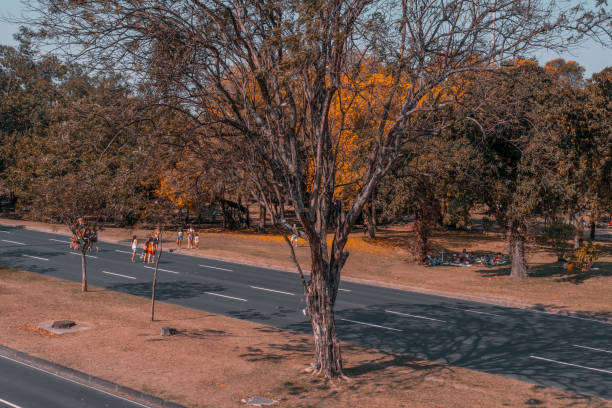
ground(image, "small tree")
xmin=571 ymin=241 xmax=600 ymax=272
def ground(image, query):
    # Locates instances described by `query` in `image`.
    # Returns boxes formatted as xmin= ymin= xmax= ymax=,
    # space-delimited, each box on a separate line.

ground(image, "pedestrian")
xmin=194 ymin=232 xmax=199 ymax=249
xmin=187 ymin=227 xmax=194 ymax=249
xmin=176 ymin=229 xmax=183 ymax=250
xmin=142 ymin=239 xmax=149 ymax=263
xmin=90 ymin=230 xmax=99 ymax=252
xmin=131 ymin=235 xmax=138 ymax=262
xmin=147 ymin=238 xmax=155 ymax=264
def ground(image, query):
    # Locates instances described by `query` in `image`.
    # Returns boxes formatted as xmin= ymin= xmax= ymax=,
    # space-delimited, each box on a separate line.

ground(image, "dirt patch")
xmin=0 ymin=267 xmax=610 ymax=407
xmin=1 ymin=218 xmax=610 ymax=317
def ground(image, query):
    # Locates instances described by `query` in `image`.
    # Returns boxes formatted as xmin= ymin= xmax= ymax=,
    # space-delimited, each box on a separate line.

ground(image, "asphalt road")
xmin=0 ymin=225 xmax=611 ymax=402
xmin=0 ymin=354 xmax=151 ymax=408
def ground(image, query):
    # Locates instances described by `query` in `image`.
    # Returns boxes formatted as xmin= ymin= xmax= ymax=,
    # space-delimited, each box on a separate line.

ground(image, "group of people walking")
xmin=129 ymin=227 xmax=201 ymax=263
xmin=130 ymin=228 xmax=161 ymax=263
xmin=176 ymin=227 xmax=199 ymax=250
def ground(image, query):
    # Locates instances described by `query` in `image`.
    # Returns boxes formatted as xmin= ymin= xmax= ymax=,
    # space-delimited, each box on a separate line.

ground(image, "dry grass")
xmin=1 ymin=267 xmax=610 ymax=408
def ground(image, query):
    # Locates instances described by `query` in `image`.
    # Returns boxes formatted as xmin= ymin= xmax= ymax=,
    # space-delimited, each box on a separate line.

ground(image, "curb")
xmin=3 ymin=221 xmax=611 ymax=324
xmin=0 ymin=345 xmax=187 ymax=408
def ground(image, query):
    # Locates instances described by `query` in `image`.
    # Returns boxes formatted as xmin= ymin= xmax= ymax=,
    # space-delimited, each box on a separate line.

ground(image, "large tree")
xmin=25 ymin=0 xmax=610 ymax=377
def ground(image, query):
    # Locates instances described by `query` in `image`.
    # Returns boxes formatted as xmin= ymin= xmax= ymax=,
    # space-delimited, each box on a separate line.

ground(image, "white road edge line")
xmin=1 ymin=239 xmax=25 ymax=245
xmin=529 ymin=355 xmax=612 ymax=375
xmin=68 ymin=252 xmax=97 ymax=259
xmin=49 ymin=238 xmax=70 ymax=244
xmin=199 ymin=264 xmax=233 ymax=272
xmin=0 ymin=354 xmax=153 ymax=408
xmin=444 ymin=306 xmax=501 ymax=317
xmin=0 ymin=230 xmax=11 ymax=234
xmin=205 ymin=292 xmax=247 ymax=302
xmin=115 ymin=249 xmax=133 ymax=254
xmin=338 ymin=289 xmax=351 ymax=292
xmin=22 ymin=254 xmax=50 ymax=262
xmin=143 ymin=265 xmax=179 ymax=274
xmin=102 ymin=271 xmax=136 ymax=280
xmin=573 ymin=344 xmax=612 ymax=354
xmin=0 ymin=396 xmax=22 ymax=408
xmin=250 ymin=285 xmax=295 ymax=296
xmin=339 ymin=318 xmax=403 ymax=332
xmin=386 ymin=310 xmax=447 ymax=323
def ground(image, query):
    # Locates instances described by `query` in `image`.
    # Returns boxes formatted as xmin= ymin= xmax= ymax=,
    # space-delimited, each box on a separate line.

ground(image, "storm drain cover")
xmin=241 ymin=396 xmax=278 ymax=406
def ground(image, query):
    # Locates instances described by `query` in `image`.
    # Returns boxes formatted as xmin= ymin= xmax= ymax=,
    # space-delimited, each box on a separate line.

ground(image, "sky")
xmin=1 ymin=0 xmax=610 ymax=78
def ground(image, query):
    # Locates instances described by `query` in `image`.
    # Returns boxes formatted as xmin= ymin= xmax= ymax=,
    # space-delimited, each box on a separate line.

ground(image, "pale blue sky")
xmin=1 ymin=0 xmax=610 ymax=77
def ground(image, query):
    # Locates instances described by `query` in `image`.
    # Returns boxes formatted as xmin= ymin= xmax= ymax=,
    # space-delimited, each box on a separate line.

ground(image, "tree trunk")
xmin=571 ymin=211 xmax=583 ymax=249
xmin=151 ymin=230 xmax=162 ymax=321
xmin=306 ymin=258 xmax=343 ymax=378
xmin=414 ymin=209 xmax=429 ymax=264
xmin=258 ymin=204 xmax=266 ymax=230
xmin=509 ymin=221 xmax=528 ymax=278
xmin=81 ymin=249 xmax=88 ymax=292
xmin=590 ymin=221 xmax=596 ymax=241
xmin=365 ymin=202 xmax=376 ymax=239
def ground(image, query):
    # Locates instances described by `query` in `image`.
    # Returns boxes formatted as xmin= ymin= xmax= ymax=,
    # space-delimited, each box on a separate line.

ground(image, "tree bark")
xmin=258 ymin=203 xmax=266 ymax=230
xmin=590 ymin=220 xmax=596 ymax=241
xmin=151 ymin=230 xmax=162 ymax=321
xmin=306 ymin=257 xmax=343 ymax=378
xmin=81 ymin=249 xmax=88 ymax=292
xmin=414 ymin=209 xmax=429 ymax=264
xmin=509 ymin=220 xmax=528 ymax=278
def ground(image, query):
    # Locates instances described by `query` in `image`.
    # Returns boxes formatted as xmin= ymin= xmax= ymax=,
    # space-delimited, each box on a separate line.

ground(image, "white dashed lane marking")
xmin=0 ymin=396 xmax=23 ymax=408
xmin=115 ymin=249 xmax=133 ymax=254
xmin=529 ymin=356 xmax=612 ymax=375
xmin=68 ymin=252 xmax=97 ymax=259
xmin=443 ymin=306 xmax=502 ymax=317
xmin=250 ymin=286 xmax=295 ymax=296
xmin=205 ymin=292 xmax=247 ymax=302
xmin=385 ymin=310 xmax=447 ymax=323
xmin=573 ymin=344 xmax=612 ymax=354
xmin=339 ymin=289 xmax=351 ymax=292
xmin=102 ymin=271 xmax=136 ymax=280
xmin=339 ymin=318 xmax=403 ymax=332
xmin=22 ymin=255 xmax=49 ymax=261
xmin=143 ymin=265 xmax=179 ymax=274
xmin=1 ymin=239 xmax=25 ymax=245
xmin=199 ymin=264 xmax=233 ymax=272
xmin=49 ymin=238 xmax=70 ymax=244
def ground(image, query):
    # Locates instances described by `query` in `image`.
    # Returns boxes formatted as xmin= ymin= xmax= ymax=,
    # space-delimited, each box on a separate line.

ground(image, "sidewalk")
xmin=1 ymin=218 xmax=610 ymax=320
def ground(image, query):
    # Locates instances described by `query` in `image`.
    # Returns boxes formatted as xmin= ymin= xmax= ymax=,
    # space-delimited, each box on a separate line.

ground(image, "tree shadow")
xmin=106 ymin=281 xmax=223 ymax=301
